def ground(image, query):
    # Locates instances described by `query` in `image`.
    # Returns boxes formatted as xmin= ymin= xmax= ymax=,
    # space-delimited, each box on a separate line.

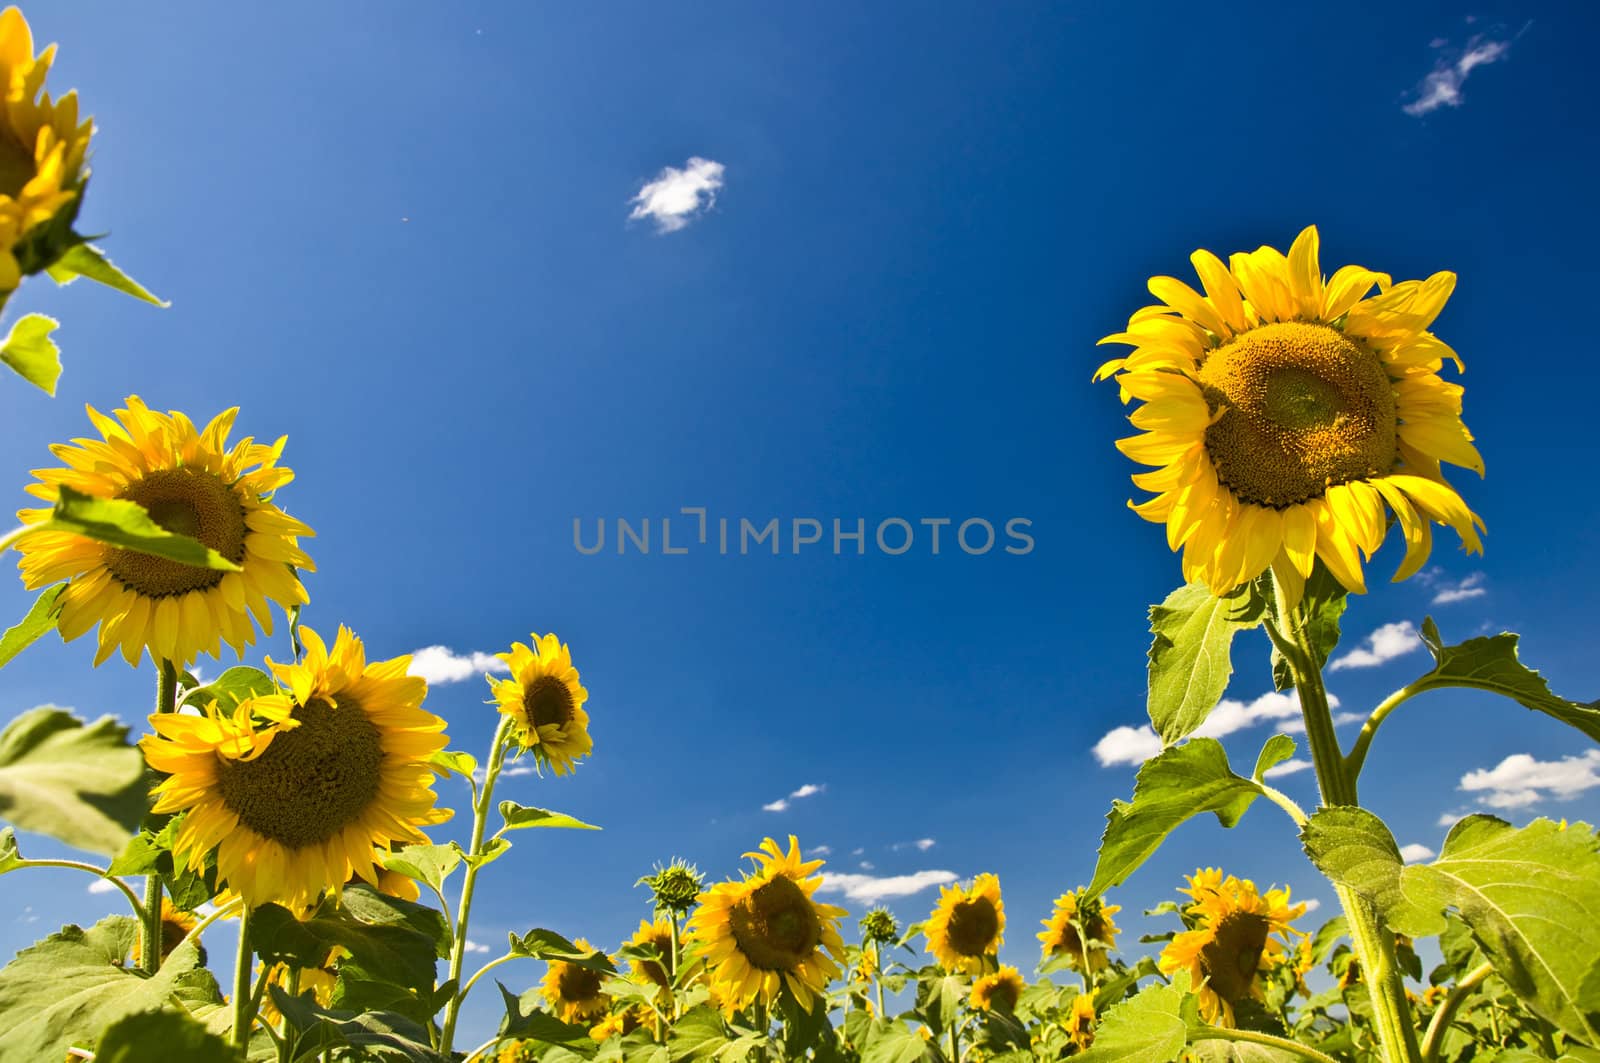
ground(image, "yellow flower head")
xmin=16 ymin=397 xmax=314 ymax=668
xmin=686 ymin=836 xmax=847 ymax=1018
xmin=588 ymin=1006 xmax=647 ymax=1043
xmin=488 ymin=632 xmax=591 ymax=774
xmin=1064 ymin=992 xmax=1096 ymax=1051
xmin=0 ymin=6 xmax=94 ymax=289
xmin=969 ymin=964 xmax=1026 ymax=1014
xmin=140 ymin=626 xmax=450 ymax=911
xmin=257 ymin=946 xmax=343 ymax=1027
xmin=1037 ymin=888 xmax=1120 ymax=973
xmin=624 ymin=917 xmax=681 ymax=997
xmin=1158 ymin=870 xmax=1307 ymax=1026
xmin=540 ymin=938 xmax=611 ymax=1025
xmin=926 ymin=873 xmax=1005 ymax=974
xmin=129 ymin=898 xmax=199 ymax=968
xmin=1096 ymin=226 xmax=1485 ymax=602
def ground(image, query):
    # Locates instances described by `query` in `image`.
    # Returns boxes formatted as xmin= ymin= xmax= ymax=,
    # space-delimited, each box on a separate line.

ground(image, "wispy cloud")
xmin=891 ymin=838 xmax=937 ymax=852
xmin=629 ymin=157 xmax=725 ymax=233
xmin=1404 ymin=32 xmax=1517 ymax=116
xmin=1431 ymin=572 xmax=1487 ymax=605
xmin=1399 ymin=844 xmax=1436 ymax=864
xmin=859 ymin=861 xmax=875 ymax=871
xmin=1264 ymin=758 xmax=1313 ymax=779
xmin=1092 ymin=725 xmax=1164 ymax=767
xmin=763 ymin=783 xmax=826 ymax=813
xmin=86 ymin=878 xmax=119 ymax=895
xmin=465 ymin=940 xmax=490 ymax=954
xmin=812 ymin=845 xmax=833 ymax=856
xmin=1331 ymin=622 xmax=1421 ymax=671
xmin=1093 ymin=690 xmax=1347 ymax=768
xmin=1459 ymin=749 xmax=1600 ymax=808
xmin=408 ymin=646 xmax=509 ymax=684
xmin=818 ymin=869 xmax=958 ymax=904
xmin=1301 ymin=898 xmax=1322 ymax=913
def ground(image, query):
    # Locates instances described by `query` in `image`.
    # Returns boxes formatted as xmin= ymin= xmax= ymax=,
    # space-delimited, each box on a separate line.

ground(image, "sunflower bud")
xmin=638 ymin=858 xmax=704 ymax=915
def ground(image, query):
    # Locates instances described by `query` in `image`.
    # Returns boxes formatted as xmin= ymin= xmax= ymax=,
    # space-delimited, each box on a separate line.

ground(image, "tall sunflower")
xmin=1158 ymin=870 xmax=1306 ymax=1026
xmin=1038 ymin=888 xmax=1120 ymax=974
xmin=1096 ymin=226 xmax=1484 ymax=601
xmin=686 ymin=836 xmax=847 ymax=1017
xmin=540 ymin=938 xmax=611 ymax=1024
xmin=925 ymin=873 xmax=1004 ymax=974
xmin=970 ymin=965 xmax=1026 ymax=1014
xmin=140 ymin=626 xmax=450 ymax=911
xmin=0 ymin=6 xmax=94 ymax=288
xmin=488 ymin=632 xmax=591 ymax=775
xmin=16 ymin=397 xmax=314 ymax=668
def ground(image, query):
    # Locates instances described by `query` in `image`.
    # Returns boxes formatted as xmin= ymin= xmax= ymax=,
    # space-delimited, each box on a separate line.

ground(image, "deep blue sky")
xmin=3 ymin=0 xmax=1597 ymax=1044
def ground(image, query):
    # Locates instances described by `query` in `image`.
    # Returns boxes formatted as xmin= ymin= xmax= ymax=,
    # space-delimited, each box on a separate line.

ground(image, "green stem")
xmin=232 ymin=905 xmax=255 ymax=1050
xmin=873 ymin=941 xmax=885 ymax=1018
xmin=1270 ymin=583 xmax=1422 ymax=1063
xmin=462 ymin=1036 xmax=505 ymax=1063
xmin=1190 ymin=1026 xmax=1342 ymax=1063
xmin=1419 ymin=961 xmax=1493 ymax=1063
xmin=1346 ymin=682 xmax=1426 ymax=783
xmin=458 ymin=953 xmax=518 ymax=1002
xmin=15 ymin=860 xmax=143 ymax=916
xmin=439 ymin=716 xmax=512 ymax=1054
xmin=141 ymin=660 xmax=179 ymax=975
xmin=669 ymin=910 xmax=683 ymax=1021
xmin=948 ymin=1015 xmax=960 ymax=1063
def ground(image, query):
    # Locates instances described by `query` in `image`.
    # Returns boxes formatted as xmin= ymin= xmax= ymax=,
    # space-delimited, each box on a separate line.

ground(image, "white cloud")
xmin=465 ymin=940 xmax=490 ymax=954
xmin=86 ymin=879 xmax=118 ymax=895
xmin=1399 ymin=844 xmax=1435 ymax=864
xmin=1432 ymin=572 xmax=1487 ymax=605
xmin=763 ymin=783 xmax=825 ymax=813
xmin=628 ymin=157 xmax=725 ymax=233
xmin=1437 ymin=810 xmax=1468 ymax=828
xmin=1093 ymin=725 xmax=1165 ymax=767
xmin=1301 ymin=898 xmax=1321 ymax=913
xmin=1404 ymin=35 xmax=1513 ymax=116
xmin=818 ymin=870 xmax=958 ymax=904
xmin=851 ymin=847 xmax=865 ymax=856
xmin=1331 ymin=622 xmax=1421 ymax=671
xmin=762 ymin=799 xmax=788 ymax=812
xmin=1094 ymin=690 xmax=1349 ymax=768
xmin=790 ymin=784 xmax=824 ymax=799
xmin=859 ymin=861 xmax=875 ymax=871
xmin=1264 ymin=758 xmax=1313 ymax=779
xmin=408 ymin=646 xmax=510 ymax=684
xmin=890 ymin=838 xmax=937 ymax=852
xmin=812 ymin=845 xmax=832 ymax=856
xmin=1460 ymin=750 xmax=1600 ymax=808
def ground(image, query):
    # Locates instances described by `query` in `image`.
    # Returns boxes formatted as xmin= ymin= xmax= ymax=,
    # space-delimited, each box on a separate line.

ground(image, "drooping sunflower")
xmin=0 ymin=6 xmax=94 ymax=288
xmin=1038 ymin=888 xmax=1120 ymax=974
xmin=1158 ymin=870 xmax=1306 ymax=1026
xmin=969 ymin=965 xmax=1026 ymax=1014
xmin=16 ymin=397 xmax=314 ymax=668
xmin=1096 ymin=226 xmax=1485 ymax=602
xmin=540 ymin=938 xmax=612 ymax=1024
xmin=686 ymin=836 xmax=847 ymax=1017
xmin=1063 ymin=992 xmax=1096 ymax=1051
xmin=129 ymin=898 xmax=199 ymax=967
xmin=925 ymin=873 xmax=1005 ymax=974
xmin=488 ymin=632 xmax=591 ymax=774
xmin=140 ymin=626 xmax=450 ymax=911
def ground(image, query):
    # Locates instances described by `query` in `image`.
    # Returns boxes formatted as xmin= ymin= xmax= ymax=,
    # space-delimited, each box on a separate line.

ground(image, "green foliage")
xmin=428 ymin=748 xmax=478 ymax=780
xmin=32 ymin=485 xmax=243 ymax=572
xmin=1269 ymin=564 xmax=1347 ymax=691
xmin=500 ymin=800 xmax=602 ymax=832
xmin=0 ymin=312 xmax=62 ymax=394
xmin=93 ymin=1008 xmax=244 ymax=1062
xmin=46 ymin=241 xmax=168 ymax=306
xmin=0 ymin=706 xmax=148 ymax=856
xmin=1072 ymin=971 xmax=1192 ymax=1063
xmin=381 ymin=842 xmax=462 ymax=895
xmin=498 ymin=982 xmax=599 ymax=1050
xmin=177 ymin=665 xmax=277 ymax=713
xmin=269 ymin=986 xmax=447 ymax=1062
xmin=1413 ymin=618 xmax=1600 ymax=743
xmin=509 ymin=927 xmax=617 ymax=973
xmin=250 ymin=886 xmax=448 ymax=993
xmin=0 ymin=584 xmax=65 ymax=668
xmin=107 ymin=812 xmax=219 ymax=910
xmin=1252 ymin=734 xmax=1297 ymax=782
xmin=1147 ymin=581 xmax=1263 ymax=743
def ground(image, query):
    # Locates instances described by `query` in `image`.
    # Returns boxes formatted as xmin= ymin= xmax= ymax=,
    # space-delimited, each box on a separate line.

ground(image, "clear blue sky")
xmin=3 ymin=0 xmax=1597 ymax=1044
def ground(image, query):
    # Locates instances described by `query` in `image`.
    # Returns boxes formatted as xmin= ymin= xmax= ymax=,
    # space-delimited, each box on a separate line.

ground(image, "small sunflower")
xmin=258 ymin=947 xmax=342 ymax=1026
xmin=130 ymin=898 xmax=199 ymax=967
xmin=1064 ymin=992 xmax=1096 ymax=1051
xmin=926 ymin=873 xmax=1005 ymax=974
xmin=488 ymin=632 xmax=591 ymax=774
xmin=624 ymin=917 xmax=678 ymax=996
xmin=686 ymin=836 xmax=847 ymax=1017
xmin=16 ymin=397 xmax=314 ymax=668
xmin=970 ymin=965 xmax=1026 ymax=1014
xmin=1158 ymin=870 xmax=1306 ymax=1026
xmin=1038 ymin=888 xmax=1120 ymax=974
xmin=588 ymin=1007 xmax=646 ymax=1043
xmin=140 ymin=626 xmax=450 ymax=911
xmin=0 ymin=7 xmax=94 ymax=288
xmin=495 ymin=1040 xmax=540 ymax=1063
xmin=1096 ymin=226 xmax=1485 ymax=601
xmin=540 ymin=938 xmax=611 ymax=1025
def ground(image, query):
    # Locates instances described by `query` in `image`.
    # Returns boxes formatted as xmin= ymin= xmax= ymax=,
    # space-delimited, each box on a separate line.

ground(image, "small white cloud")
xmin=762 ymin=799 xmax=789 ymax=813
xmin=465 ymin=940 xmax=491 ymax=954
xmin=851 ymin=847 xmax=865 ymax=856
xmin=818 ymin=870 xmax=958 ymax=904
xmin=1264 ymin=758 xmax=1313 ymax=779
xmin=1095 ymin=690 xmax=1347 ymax=767
xmin=1301 ymin=898 xmax=1322 ymax=913
xmin=1459 ymin=749 xmax=1600 ymax=808
xmin=1331 ymin=622 xmax=1421 ymax=671
xmin=790 ymin=783 xmax=824 ymax=799
xmin=1404 ymin=34 xmax=1513 ymax=116
xmin=1093 ymin=725 xmax=1165 ymax=767
xmin=915 ymin=838 xmax=935 ymax=851
xmin=86 ymin=879 xmax=118 ymax=895
xmin=628 ymin=157 xmax=725 ymax=233
xmin=408 ymin=646 xmax=510 ymax=685
xmin=812 ymin=845 xmax=833 ymax=856
xmin=890 ymin=838 xmax=937 ymax=853
xmin=1399 ymin=844 xmax=1436 ymax=864
xmin=1437 ymin=810 xmax=1469 ymax=828
xmin=1432 ymin=572 xmax=1487 ymax=605
xmin=859 ymin=861 xmax=875 ymax=871
xmin=762 ymin=783 xmax=825 ymax=813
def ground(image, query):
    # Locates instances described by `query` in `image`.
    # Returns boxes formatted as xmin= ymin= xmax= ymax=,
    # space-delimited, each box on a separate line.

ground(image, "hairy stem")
xmin=1346 ymin=681 xmax=1426 ymax=782
xmin=231 ymin=904 xmax=255 ymax=1050
xmin=1190 ymin=1025 xmax=1343 ymax=1063
xmin=16 ymin=860 xmax=143 ymax=916
xmin=141 ymin=660 xmax=178 ymax=975
xmin=1419 ymin=961 xmax=1494 ymax=1063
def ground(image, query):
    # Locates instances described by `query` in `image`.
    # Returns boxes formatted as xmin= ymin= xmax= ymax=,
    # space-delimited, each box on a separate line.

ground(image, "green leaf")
xmin=0 ymin=917 xmax=208 ymax=1061
xmin=381 ymin=842 xmax=462 ymax=895
xmin=667 ymin=1004 xmax=734 ymax=1060
xmin=1412 ymin=617 xmax=1600 ymax=743
xmin=1072 ymin=971 xmax=1191 ymax=1063
xmin=0 ymin=707 xmax=148 ymax=856
xmin=0 ymin=312 xmax=62 ymax=395
xmin=428 ymin=748 xmax=477 ymax=780
xmin=1147 ymin=582 xmax=1262 ymax=743
xmin=336 ymin=882 xmax=452 ymax=958
xmin=497 ymin=981 xmax=599 ymax=1048
xmin=249 ymin=889 xmax=443 ymax=992
xmin=1087 ymin=739 xmax=1261 ymax=897
xmin=499 ymin=800 xmax=601 ymax=832
xmin=93 ymin=1008 xmax=244 ymax=1062
xmin=46 ymin=242 xmax=168 ymax=306
xmin=0 ymin=584 xmax=65 ymax=669
xmin=1303 ymin=807 xmax=1600 ymax=1043
xmin=0 ymin=825 xmax=20 ymax=873
xmin=1269 ymin=564 xmax=1347 ymax=690
xmin=509 ymin=927 xmax=617 ymax=972
xmin=456 ymin=835 xmax=511 ymax=868
xmin=177 ymin=666 xmax=276 ymax=713
xmin=1188 ymin=1041 xmax=1303 ymax=1063
xmin=1252 ymin=734 xmax=1296 ymax=782
xmin=857 ymin=1019 xmax=931 ymax=1063
xmin=31 ymin=486 xmax=242 ymax=572
xmin=269 ymin=987 xmax=447 ymax=1062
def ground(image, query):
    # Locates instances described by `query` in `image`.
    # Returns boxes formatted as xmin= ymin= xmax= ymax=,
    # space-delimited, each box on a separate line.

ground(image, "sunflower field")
xmin=2 ymin=6 xmax=1598 ymax=1063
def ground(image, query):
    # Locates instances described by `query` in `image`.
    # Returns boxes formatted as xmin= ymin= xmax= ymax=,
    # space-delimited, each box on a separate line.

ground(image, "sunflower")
xmin=926 ymin=873 xmax=1005 ymax=974
xmin=1096 ymin=226 xmax=1485 ymax=602
xmin=129 ymin=898 xmax=200 ymax=967
xmin=970 ymin=965 xmax=1026 ymax=1014
xmin=0 ymin=7 xmax=94 ymax=289
xmin=1064 ymin=992 xmax=1096 ymax=1051
xmin=257 ymin=947 xmax=342 ymax=1027
xmin=687 ymin=836 xmax=847 ymax=1017
xmin=1038 ymin=888 xmax=1120 ymax=974
xmin=496 ymin=1041 xmax=540 ymax=1063
xmin=16 ymin=397 xmax=314 ymax=668
xmin=488 ymin=632 xmax=591 ymax=774
xmin=589 ymin=1007 xmax=647 ymax=1043
xmin=1158 ymin=870 xmax=1306 ymax=1026
xmin=140 ymin=626 xmax=450 ymax=911
xmin=540 ymin=938 xmax=611 ymax=1025
xmin=624 ymin=917 xmax=678 ymax=996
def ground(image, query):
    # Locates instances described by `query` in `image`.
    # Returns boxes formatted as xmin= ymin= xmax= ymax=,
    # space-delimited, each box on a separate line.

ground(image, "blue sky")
xmin=3 ymin=0 xmax=1598 ymax=1044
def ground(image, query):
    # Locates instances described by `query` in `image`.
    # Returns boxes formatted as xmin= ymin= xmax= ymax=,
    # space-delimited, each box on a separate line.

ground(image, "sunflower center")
xmin=556 ymin=963 xmax=604 ymax=1003
xmin=216 ymin=698 xmax=384 ymax=850
xmin=105 ymin=469 xmax=248 ymax=597
xmin=523 ymin=675 xmax=575 ymax=729
xmin=945 ymin=897 xmax=1000 ymax=957
xmin=1196 ymin=322 xmax=1396 ymax=508
xmin=1197 ymin=910 xmax=1271 ymax=1005
xmin=728 ymin=875 xmax=821 ymax=970
xmin=0 ymin=132 xmax=37 ymax=199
